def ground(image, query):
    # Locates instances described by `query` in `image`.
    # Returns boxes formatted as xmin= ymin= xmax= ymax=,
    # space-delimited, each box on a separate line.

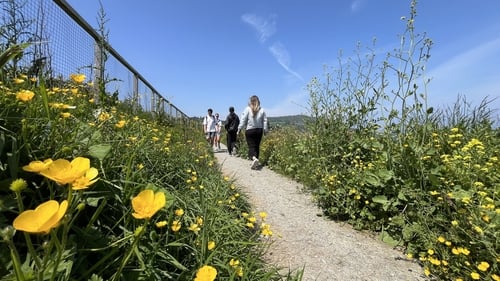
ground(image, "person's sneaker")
xmin=251 ymin=157 xmax=260 ymax=170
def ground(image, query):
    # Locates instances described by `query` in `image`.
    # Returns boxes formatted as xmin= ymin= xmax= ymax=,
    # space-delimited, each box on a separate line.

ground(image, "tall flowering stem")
xmin=5 ymin=232 xmax=25 ymax=281
xmin=111 ymin=223 xmax=147 ymax=281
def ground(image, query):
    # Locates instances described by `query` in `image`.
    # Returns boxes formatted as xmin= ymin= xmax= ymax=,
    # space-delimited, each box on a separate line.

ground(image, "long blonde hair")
xmin=249 ymin=95 xmax=261 ymax=116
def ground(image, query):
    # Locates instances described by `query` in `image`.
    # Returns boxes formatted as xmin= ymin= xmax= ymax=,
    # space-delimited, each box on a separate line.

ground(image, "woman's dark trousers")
xmin=245 ymin=128 xmax=263 ymax=160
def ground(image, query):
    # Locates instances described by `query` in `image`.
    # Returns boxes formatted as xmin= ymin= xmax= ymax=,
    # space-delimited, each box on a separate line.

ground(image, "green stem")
xmin=7 ymin=239 xmax=25 ymax=281
xmin=15 ymin=190 xmax=43 ymax=273
xmin=111 ymin=222 xmax=147 ymax=281
xmin=49 ymin=230 xmax=63 ymax=281
xmin=49 ymin=188 xmax=74 ymax=281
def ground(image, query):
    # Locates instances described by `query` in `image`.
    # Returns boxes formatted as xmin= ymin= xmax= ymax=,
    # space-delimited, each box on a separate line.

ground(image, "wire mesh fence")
xmin=0 ymin=0 xmax=188 ymax=119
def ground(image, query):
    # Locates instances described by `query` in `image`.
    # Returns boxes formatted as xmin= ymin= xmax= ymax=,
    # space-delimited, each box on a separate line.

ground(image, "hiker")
xmin=237 ymin=95 xmax=268 ymax=169
xmin=224 ymin=106 xmax=240 ymax=156
xmin=214 ymin=112 xmax=222 ymax=151
xmin=202 ymin=108 xmax=217 ymax=149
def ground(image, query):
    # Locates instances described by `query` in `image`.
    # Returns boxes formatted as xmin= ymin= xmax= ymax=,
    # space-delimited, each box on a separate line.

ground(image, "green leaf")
xmin=88 ymin=144 xmax=111 ymax=161
xmin=364 ymin=172 xmax=381 ymax=186
xmin=377 ymin=169 xmax=394 ymax=182
xmin=86 ymin=197 xmax=103 ymax=207
xmin=0 ymin=43 xmax=30 ymax=68
xmin=379 ymin=230 xmax=400 ymax=247
xmin=372 ymin=195 xmax=389 ymax=205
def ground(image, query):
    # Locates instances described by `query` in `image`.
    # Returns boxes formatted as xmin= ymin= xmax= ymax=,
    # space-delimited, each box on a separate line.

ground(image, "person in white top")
xmin=202 ymin=108 xmax=216 ymax=149
xmin=237 ymin=95 xmax=268 ymax=169
xmin=214 ymin=113 xmax=222 ymax=151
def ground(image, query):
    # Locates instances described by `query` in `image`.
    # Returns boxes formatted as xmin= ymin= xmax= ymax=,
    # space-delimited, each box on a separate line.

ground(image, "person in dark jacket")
xmin=224 ymin=106 xmax=240 ymax=156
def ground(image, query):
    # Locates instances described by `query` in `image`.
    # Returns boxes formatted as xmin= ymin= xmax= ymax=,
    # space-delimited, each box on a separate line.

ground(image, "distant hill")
xmin=268 ymin=115 xmax=311 ymax=131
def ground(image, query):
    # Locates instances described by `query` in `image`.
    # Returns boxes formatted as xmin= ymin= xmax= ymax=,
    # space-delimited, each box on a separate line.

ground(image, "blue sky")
xmin=66 ymin=0 xmax=500 ymax=118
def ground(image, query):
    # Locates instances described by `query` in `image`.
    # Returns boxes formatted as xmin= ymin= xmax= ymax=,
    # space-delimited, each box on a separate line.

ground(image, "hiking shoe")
xmin=251 ymin=157 xmax=260 ymax=170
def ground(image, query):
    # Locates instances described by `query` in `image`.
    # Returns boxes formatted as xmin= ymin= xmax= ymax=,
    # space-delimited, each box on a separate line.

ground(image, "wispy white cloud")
xmin=427 ymin=36 xmax=500 ymax=109
xmin=350 ymin=0 xmax=365 ymax=13
xmin=241 ymin=13 xmax=276 ymax=43
xmin=269 ymin=42 xmax=304 ymax=81
xmin=242 ymin=13 xmax=303 ymax=82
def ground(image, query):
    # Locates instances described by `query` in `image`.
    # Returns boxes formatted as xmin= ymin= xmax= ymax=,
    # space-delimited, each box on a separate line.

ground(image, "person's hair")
xmin=207 ymin=108 xmax=213 ymax=114
xmin=229 ymin=106 xmax=234 ymax=113
xmin=249 ymin=95 xmax=261 ymax=116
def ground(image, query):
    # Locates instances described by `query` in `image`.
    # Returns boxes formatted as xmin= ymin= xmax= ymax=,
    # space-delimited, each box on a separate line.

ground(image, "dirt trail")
xmin=214 ymin=146 xmax=427 ymax=281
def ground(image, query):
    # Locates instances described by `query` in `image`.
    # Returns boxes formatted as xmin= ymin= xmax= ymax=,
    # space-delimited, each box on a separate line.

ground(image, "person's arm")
xmin=263 ymin=111 xmax=268 ymax=133
xmin=238 ymin=108 xmax=248 ymax=133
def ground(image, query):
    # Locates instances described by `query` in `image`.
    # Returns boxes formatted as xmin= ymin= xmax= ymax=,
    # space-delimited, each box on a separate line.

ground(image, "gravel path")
xmin=214 ymin=146 xmax=427 ymax=281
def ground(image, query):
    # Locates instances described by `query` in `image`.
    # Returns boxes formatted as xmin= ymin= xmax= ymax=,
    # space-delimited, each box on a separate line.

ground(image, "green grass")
xmin=0 ymin=66 xmax=303 ymax=280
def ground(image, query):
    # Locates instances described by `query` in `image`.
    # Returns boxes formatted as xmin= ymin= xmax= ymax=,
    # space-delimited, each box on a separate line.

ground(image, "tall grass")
xmin=0 ymin=14 xmax=303 ymax=281
xmin=260 ymin=1 xmax=499 ymax=280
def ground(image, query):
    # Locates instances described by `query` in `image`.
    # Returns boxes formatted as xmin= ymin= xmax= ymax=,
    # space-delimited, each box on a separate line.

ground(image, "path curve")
xmin=214 ymin=146 xmax=427 ymax=281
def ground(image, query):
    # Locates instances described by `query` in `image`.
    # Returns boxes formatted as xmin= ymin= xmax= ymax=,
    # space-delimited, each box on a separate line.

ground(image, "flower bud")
xmin=134 ymin=226 xmax=144 ymax=237
xmin=10 ymin=178 xmax=27 ymax=192
xmin=1 ymin=226 xmax=15 ymax=241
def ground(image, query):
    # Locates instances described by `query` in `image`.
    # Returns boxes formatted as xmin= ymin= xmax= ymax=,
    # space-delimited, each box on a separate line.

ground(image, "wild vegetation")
xmin=258 ymin=1 xmax=499 ymax=281
xmin=2 ymin=0 xmax=498 ymax=280
xmin=0 ymin=48 xmax=306 ymax=280
xmin=0 ymin=2 xmax=302 ymax=280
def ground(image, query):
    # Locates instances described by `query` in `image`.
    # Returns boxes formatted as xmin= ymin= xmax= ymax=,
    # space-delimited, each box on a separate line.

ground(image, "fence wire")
xmin=0 ymin=0 xmax=188 ymax=119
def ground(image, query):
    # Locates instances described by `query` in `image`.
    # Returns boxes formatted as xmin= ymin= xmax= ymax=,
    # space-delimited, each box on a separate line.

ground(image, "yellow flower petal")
xmin=13 ymin=200 xmax=68 ymax=234
xmin=40 ymin=157 xmax=90 ymax=185
xmin=23 ymin=159 xmax=53 ymax=173
xmin=194 ymin=265 xmax=217 ymax=281
xmin=131 ymin=189 xmax=166 ymax=219
xmin=72 ymin=167 xmax=99 ymax=190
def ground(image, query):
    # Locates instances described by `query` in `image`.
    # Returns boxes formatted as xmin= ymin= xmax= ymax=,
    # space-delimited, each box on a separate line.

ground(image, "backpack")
xmin=226 ymin=113 xmax=239 ymax=132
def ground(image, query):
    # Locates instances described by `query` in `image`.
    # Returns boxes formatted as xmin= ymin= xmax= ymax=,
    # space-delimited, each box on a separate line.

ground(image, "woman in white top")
xmin=237 ymin=95 xmax=268 ymax=169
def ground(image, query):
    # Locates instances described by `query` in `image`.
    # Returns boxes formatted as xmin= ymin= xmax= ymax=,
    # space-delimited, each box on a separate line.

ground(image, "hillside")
xmin=268 ymin=114 xmax=311 ymax=130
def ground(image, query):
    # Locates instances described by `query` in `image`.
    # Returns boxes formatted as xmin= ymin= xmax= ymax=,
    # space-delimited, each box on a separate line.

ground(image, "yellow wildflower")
xmin=61 ymin=112 xmax=71 ymax=118
xmin=477 ymin=261 xmax=490 ymax=271
xmin=197 ymin=216 xmax=203 ymax=225
xmin=171 ymin=220 xmax=181 ymax=232
xmin=175 ymin=208 xmax=184 ymax=216
xmin=188 ymin=223 xmax=200 ymax=233
xmin=229 ymin=259 xmax=240 ymax=267
xmin=70 ymin=73 xmax=86 ymax=84
xmin=16 ymin=90 xmax=35 ymax=102
xmin=473 ymin=226 xmax=483 ymax=234
xmin=131 ymin=189 xmax=166 ymax=219
xmin=115 ymin=120 xmax=126 ymax=128
xmin=194 ymin=265 xmax=217 ymax=281
xmin=156 ymin=220 xmax=167 ymax=228
xmin=207 ymin=241 xmax=215 ymax=250
xmin=13 ymin=200 xmax=68 ymax=234
xmin=470 ymin=272 xmax=480 ymax=280
xmin=40 ymin=157 xmax=92 ymax=185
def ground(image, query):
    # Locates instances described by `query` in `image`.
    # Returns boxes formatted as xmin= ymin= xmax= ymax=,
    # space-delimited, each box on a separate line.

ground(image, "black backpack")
xmin=225 ymin=113 xmax=239 ymax=132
